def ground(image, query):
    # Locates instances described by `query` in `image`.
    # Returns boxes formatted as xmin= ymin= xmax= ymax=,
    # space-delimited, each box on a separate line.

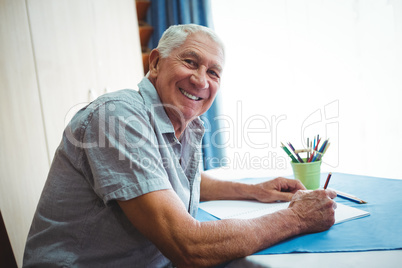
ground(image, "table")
xmin=227 ymin=250 xmax=402 ymax=268
xmin=201 ymin=169 xmax=402 ymax=268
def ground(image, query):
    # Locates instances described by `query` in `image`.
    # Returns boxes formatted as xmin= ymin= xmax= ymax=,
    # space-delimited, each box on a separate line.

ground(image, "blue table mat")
xmin=196 ymin=173 xmax=402 ymax=254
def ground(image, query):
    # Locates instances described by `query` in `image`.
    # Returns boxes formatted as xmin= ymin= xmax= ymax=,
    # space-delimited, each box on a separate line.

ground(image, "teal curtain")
xmin=147 ymin=0 xmax=225 ymax=170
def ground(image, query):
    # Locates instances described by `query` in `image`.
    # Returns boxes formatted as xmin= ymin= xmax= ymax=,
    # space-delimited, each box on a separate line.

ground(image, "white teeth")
xmin=180 ymin=88 xmax=200 ymax=100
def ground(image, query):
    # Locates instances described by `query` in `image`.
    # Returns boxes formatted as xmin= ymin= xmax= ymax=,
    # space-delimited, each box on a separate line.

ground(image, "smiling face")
xmin=148 ymin=32 xmax=224 ymax=137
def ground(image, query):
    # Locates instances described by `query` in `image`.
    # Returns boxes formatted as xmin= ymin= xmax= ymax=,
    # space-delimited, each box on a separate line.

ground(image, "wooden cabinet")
xmin=0 ymin=1 xmax=50 ymax=266
xmin=0 ymin=0 xmax=143 ymax=266
xmin=27 ymin=0 xmax=144 ymax=157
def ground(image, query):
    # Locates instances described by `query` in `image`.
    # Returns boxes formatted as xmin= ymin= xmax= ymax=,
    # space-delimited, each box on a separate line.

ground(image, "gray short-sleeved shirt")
xmin=23 ymin=78 xmax=205 ymax=267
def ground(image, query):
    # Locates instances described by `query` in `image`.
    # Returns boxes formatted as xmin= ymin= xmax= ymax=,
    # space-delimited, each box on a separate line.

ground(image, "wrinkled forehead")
xmin=176 ymin=32 xmax=225 ymax=67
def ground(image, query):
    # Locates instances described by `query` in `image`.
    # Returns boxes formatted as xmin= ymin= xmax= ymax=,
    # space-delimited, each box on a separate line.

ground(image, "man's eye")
xmin=184 ymin=59 xmax=196 ymax=65
xmin=208 ymin=70 xmax=220 ymax=78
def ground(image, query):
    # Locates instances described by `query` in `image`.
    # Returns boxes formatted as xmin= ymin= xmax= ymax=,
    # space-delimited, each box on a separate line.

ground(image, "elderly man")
xmin=23 ymin=24 xmax=336 ymax=267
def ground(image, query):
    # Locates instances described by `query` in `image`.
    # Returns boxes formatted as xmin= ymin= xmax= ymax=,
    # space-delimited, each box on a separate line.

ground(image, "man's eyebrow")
xmin=180 ymin=50 xmax=201 ymax=60
xmin=211 ymin=63 xmax=223 ymax=73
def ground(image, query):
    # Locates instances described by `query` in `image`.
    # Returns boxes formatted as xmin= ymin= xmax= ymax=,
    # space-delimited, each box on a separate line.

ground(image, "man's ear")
xmin=148 ymin=49 xmax=160 ymax=79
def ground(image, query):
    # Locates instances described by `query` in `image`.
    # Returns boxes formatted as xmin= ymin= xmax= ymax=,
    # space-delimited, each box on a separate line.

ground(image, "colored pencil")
xmin=324 ymin=172 xmax=332 ymax=189
xmin=288 ymin=142 xmax=304 ymax=163
xmin=281 ymin=142 xmax=299 ymax=163
xmin=282 ymin=136 xmax=330 ymax=163
xmin=312 ymin=139 xmax=327 ymax=162
xmin=331 ymin=189 xmax=367 ymax=204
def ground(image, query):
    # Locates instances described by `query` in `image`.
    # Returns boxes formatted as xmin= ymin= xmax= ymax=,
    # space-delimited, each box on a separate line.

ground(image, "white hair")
xmin=156 ymin=24 xmax=225 ymax=61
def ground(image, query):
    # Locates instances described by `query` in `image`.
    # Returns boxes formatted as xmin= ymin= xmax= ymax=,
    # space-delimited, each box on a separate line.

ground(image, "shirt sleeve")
xmin=81 ymin=98 xmax=172 ymax=204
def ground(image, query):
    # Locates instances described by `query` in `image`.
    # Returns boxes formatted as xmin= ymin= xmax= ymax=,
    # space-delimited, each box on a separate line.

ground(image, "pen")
xmin=332 ymin=189 xmax=367 ymax=204
xmin=288 ymin=142 xmax=304 ymax=163
xmin=314 ymin=138 xmax=321 ymax=151
xmin=307 ymin=138 xmax=309 ymax=159
xmin=323 ymin=142 xmax=330 ymax=154
xmin=313 ymin=139 xmax=327 ymax=162
xmin=324 ymin=172 xmax=332 ymax=189
xmin=316 ymin=140 xmax=328 ymax=161
xmin=281 ymin=142 xmax=299 ymax=163
xmin=313 ymin=137 xmax=316 ymax=150
xmin=294 ymin=148 xmax=310 ymax=153
xmin=307 ymin=149 xmax=315 ymax=162
xmin=319 ymin=142 xmax=331 ymax=161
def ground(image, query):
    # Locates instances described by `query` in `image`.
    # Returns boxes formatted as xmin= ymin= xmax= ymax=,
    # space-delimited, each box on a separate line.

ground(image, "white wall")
xmin=211 ymin=0 xmax=402 ymax=179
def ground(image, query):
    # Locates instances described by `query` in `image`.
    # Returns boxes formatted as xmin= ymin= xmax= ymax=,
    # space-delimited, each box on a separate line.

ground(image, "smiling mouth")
xmin=179 ymin=88 xmax=202 ymax=101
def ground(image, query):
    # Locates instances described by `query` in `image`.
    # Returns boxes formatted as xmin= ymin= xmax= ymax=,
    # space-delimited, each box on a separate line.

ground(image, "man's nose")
xmin=190 ymin=69 xmax=209 ymax=90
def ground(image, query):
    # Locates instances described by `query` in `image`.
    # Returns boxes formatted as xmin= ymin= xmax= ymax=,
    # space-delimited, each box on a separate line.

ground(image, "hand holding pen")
xmin=323 ymin=172 xmax=367 ymax=204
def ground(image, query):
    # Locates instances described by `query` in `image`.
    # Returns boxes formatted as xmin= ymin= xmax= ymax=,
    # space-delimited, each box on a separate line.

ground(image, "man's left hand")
xmin=251 ymin=177 xmax=306 ymax=203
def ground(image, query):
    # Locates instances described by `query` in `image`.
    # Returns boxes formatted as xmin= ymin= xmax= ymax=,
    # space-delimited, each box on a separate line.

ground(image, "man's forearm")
xmin=200 ymin=171 xmax=257 ymax=201
xmin=119 ymin=187 xmax=303 ymax=267
xmin=120 ymin=182 xmax=335 ymax=267
xmin=172 ymin=206 xmax=302 ymax=267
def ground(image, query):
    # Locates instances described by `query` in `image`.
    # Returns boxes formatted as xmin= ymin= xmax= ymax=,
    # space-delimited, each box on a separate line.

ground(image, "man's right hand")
xmin=288 ymin=189 xmax=337 ymax=234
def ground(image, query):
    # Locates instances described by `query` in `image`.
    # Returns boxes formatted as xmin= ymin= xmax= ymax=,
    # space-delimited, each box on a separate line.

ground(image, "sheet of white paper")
xmin=199 ymin=200 xmax=369 ymax=224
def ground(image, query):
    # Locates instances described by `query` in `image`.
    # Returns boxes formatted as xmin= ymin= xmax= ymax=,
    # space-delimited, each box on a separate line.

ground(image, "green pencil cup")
xmin=290 ymin=160 xmax=322 ymax=190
